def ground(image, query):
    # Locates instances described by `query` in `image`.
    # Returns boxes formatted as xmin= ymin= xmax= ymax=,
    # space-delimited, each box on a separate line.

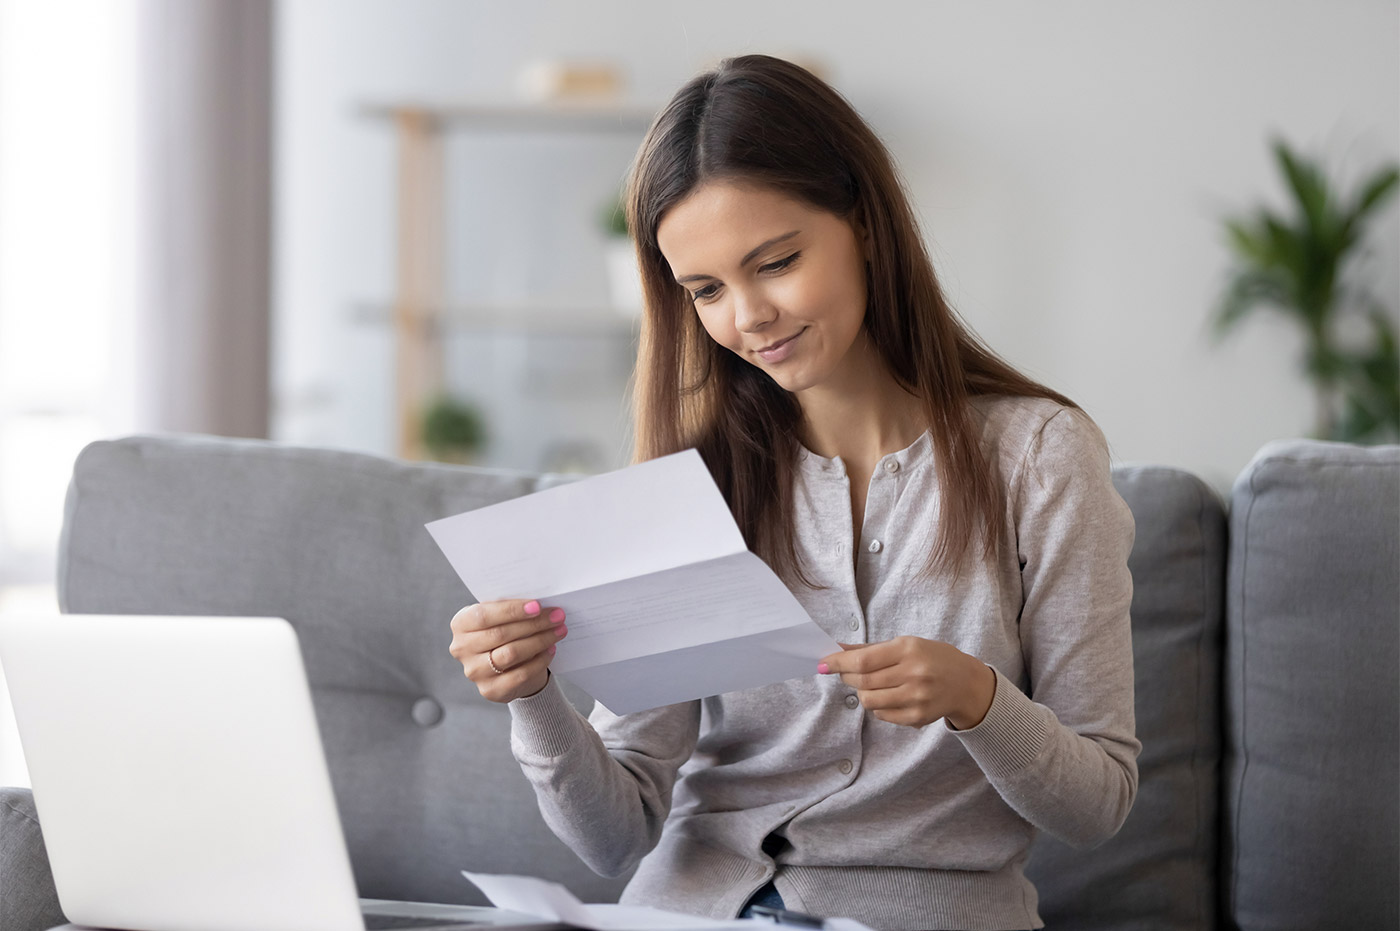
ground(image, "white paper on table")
xmin=461 ymin=871 xmax=763 ymax=930
xmin=427 ymin=449 xmax=842 ymax=714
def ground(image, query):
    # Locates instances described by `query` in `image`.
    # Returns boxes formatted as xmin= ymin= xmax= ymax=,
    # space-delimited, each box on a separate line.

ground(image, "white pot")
xmin=604 ymin=239 xmax=644 ymax=316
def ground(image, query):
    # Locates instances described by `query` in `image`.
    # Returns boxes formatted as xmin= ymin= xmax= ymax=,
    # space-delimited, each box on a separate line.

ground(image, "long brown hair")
xmin=627 ymin=54 xmax=1076 ymax=585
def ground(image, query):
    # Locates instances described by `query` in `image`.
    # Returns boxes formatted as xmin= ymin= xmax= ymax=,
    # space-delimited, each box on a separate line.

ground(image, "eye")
xmin=759 ymin=252 xmax=800 ymax=273
xmin=691 ymin=283 xmax=720 ymax=302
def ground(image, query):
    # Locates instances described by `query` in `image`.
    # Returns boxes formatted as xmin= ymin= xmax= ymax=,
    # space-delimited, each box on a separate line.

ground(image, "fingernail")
xmin=548 ymin=644 xmax=557 ymax=655
xmin=549 ymin=608 xmax=565 ymax=623
xmin=817 ymin=662 xmax=830 ymax=674
xmin=524 ymin=600 xmax=541 ymax=616
xmin=555 ymin=625 xmax=568 ymax=639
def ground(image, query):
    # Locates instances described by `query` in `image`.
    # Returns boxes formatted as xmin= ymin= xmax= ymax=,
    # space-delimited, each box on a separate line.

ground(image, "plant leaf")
xmin=1333 ymin=308 xmax=1400 ymax=441
xmin=1274 ymin=139 xmax=1332 ymax=245
xmin=1212 ymin=269 xmax=1293 ymax=339
xmin=1224 ymin=218 xmax=1272 ymax=265
xmin=1340 ymin=164 xmax=1400 ymax=245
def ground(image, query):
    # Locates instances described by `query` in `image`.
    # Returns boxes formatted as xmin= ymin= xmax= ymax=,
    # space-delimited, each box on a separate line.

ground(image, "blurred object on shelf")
xmin=599 ymin=189 xmax=642 ymax=316
xmin=1213 ymin=136 xmax=1399 ymax=444
xmin=421 ymin=394 xmax=487 ymax=464
xmin=539 ymin=438 xmax=606 ymax=475
xmin=518 ymin=60 xmax=623 ymax=103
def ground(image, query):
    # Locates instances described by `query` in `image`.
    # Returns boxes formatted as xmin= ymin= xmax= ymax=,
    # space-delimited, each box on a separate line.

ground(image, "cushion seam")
xmin=1229 ymin=461 xmax=1258 ymax=920
xmin=1191 ymin=478 xmax=1210 ymax=929
xmin=1 ymin=796 xmax=42 ymax=830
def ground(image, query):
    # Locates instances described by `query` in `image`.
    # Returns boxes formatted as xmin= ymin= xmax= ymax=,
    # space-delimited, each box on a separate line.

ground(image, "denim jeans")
xmin=738 ymin=880 xmax=785 ymax=917
xmin=738 ymin=882 xmax=1032 ymax=930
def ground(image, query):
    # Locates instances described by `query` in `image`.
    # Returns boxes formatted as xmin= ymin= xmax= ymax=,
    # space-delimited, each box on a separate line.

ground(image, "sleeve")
xmin=507 ymin=674 xmax=702 ymax=876
xmin=951 ymin=407 xmax=1141 ymax=849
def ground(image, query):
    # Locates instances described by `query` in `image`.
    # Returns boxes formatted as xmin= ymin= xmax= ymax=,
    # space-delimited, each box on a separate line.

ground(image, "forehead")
xmin=656 ymin=181 xmax=830 ymax=269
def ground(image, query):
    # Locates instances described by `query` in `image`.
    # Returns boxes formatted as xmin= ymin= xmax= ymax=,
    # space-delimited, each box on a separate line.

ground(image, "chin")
xmin=762 ymin=367 xmax=818 ymax=395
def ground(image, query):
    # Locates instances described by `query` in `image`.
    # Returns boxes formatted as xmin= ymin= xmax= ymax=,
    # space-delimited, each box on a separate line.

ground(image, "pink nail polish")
xmin=556 ymin=625 xmax=568 ymax=638
xmin=549 ymin=608 xmax=565 ymax=623
xmin=817 ymin=662 xmax=830 ymax=674
xmin=524 ymin=601 xmax=541 ymax=616
xmin=548 ymin=644 xmax=557 ymax=655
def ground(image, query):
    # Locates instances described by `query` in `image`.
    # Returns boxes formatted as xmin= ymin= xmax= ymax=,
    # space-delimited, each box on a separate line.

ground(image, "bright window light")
xmin=0 ymin=0 xmax=138 ymax=570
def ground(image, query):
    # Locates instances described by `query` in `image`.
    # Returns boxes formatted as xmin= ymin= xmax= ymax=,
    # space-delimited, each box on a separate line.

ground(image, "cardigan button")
xmin=838 ymin=759 xmax=854 ymax=775
xmin=844 ymin=694 xmax=860 ymax=710
xmin=883 ymin=460 xmax=900 ymax=473
xmin=867 ymin=539 xmax=882 ymax=553
xmin=411 ymin=697 xmax=444 ymax=727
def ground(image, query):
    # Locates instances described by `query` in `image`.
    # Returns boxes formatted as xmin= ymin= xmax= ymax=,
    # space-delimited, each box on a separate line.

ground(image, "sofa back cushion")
xmin=59 ymin=435 xmax=630 ymax=906
xmin=1026 ymin=466 xmax=1226 ymax=931
xmin=1223 ymin=440 xmax=1400 ymax=930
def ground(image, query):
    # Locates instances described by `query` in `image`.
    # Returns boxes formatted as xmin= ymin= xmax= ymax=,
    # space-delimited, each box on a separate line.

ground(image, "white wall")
xmin=274 ymin=0 xmax=1400 ymax=491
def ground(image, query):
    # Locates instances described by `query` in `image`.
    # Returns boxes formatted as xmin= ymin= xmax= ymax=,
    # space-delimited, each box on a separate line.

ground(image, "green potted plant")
xmin=1214 ymin=138 xmax=1399 ymax=443
xmin=420 ymin=394 xmax=487 ymax=464
xmin=599 ymin=191 xmax=642 ymax=315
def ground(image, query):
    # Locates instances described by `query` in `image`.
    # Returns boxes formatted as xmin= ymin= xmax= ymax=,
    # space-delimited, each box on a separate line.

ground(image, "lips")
xmin=756 ymin=329 xmax=804 ymax=363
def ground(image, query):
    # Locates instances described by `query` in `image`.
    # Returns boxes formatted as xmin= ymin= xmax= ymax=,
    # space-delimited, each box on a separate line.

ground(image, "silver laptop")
xmin=0 ymin=613 xmax=568 ymax=931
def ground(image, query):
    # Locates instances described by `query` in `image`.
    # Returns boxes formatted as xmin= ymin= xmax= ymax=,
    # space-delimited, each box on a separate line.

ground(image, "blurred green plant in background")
xmin=421 ymin=395 xmax=487 ymax=464
xmin=1214 ymin=138 xmax=1399 ymax=443
xmin=599 ymin=190 xmax=629 ymax=238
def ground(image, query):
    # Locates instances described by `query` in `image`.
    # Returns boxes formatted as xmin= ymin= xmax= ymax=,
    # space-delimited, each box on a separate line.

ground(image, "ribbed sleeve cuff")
xmin=507 ymin=674 xmax=588 ymax=759
xmin=950 ymin=667 xmax=1051 ymax=778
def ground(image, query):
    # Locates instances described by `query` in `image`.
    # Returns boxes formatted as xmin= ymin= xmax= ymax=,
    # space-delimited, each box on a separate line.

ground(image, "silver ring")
xmin=487 ymin=648 xmax=505 ymax=676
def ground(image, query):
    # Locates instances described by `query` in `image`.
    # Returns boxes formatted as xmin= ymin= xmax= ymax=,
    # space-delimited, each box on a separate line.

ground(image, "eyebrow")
xmin=674 ymin=230 xmax=801 ymax=285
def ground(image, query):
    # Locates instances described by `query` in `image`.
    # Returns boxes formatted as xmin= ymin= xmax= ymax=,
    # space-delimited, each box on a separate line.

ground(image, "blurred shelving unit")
xmin=358 ymin=101 xmax=656 ymax=459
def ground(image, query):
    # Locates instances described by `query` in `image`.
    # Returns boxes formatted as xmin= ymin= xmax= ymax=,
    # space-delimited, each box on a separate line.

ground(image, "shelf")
xmin=358 ymin=101 xmax=658 ymax=133
xmin=363 ymin=97 xmax=654 ymax=458
xmin=350 ymin=302 xmax=639 ymax=336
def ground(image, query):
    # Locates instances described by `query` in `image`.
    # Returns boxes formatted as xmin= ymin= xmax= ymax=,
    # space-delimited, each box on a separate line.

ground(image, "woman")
xmin=448 ymin=54 xmax=1137 ymax=931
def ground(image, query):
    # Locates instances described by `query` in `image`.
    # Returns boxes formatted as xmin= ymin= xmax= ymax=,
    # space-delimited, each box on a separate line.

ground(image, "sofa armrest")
xmin=0 ymin=787 xmax=65 ymax=931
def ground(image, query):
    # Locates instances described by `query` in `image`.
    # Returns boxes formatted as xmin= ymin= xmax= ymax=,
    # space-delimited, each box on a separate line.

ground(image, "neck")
xmin=797 ymin=337 xmax=926 ymax=466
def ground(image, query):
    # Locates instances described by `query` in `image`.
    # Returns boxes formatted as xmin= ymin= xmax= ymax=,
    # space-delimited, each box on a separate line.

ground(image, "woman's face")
xmin=656 ymin=180 xmax=871 ymax=397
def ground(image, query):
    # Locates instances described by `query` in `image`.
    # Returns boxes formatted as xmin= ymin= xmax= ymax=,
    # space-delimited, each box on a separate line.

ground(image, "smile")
xmin=755 ymin=329 xmax=805 ymax=363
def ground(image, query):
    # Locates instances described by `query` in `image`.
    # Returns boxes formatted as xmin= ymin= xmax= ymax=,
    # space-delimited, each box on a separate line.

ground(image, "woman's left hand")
xmin=818 ymin=636 xmax=997 ymax=730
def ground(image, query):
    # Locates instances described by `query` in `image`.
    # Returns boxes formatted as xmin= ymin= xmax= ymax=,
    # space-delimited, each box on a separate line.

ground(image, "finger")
xmin=484 ymin=622 xmax=568 ymax=672
xmin=477 ymin=643 xmax=557 ymax=704
xmin=855 ymin=684 xmax=915 ymax=711
xmin=837 ymin=664 xmax=908 ymax=691
xmin=819 ymin=642 xmax=863 ymax=667
xmin=469 ymin=608 xmax=566 ymax=653
xmin=453 ymin=598 xmax=545 ymax=633
xmin=450 ymin=606 xmax=565 ymax=664
xmin=819 ymin=642 xmax=901 ymax=676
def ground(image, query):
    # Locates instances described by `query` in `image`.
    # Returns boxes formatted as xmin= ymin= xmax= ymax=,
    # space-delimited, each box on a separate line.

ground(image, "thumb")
xmin=818 ymin=643 xmax=864 ymax=675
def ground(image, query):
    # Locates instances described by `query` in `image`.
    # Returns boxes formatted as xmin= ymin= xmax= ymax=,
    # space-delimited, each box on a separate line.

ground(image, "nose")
xmin=732 ymin=286 xmax=776 ymax=333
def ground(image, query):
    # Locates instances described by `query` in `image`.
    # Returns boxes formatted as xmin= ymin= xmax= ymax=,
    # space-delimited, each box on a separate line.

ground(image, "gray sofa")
xmin=1 ymin=434 xmax=1396 ymax=930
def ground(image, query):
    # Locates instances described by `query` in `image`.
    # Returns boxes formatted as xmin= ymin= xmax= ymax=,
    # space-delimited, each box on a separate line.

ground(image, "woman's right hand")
xmin=449 ymin=598 xmax=568 ymax=703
